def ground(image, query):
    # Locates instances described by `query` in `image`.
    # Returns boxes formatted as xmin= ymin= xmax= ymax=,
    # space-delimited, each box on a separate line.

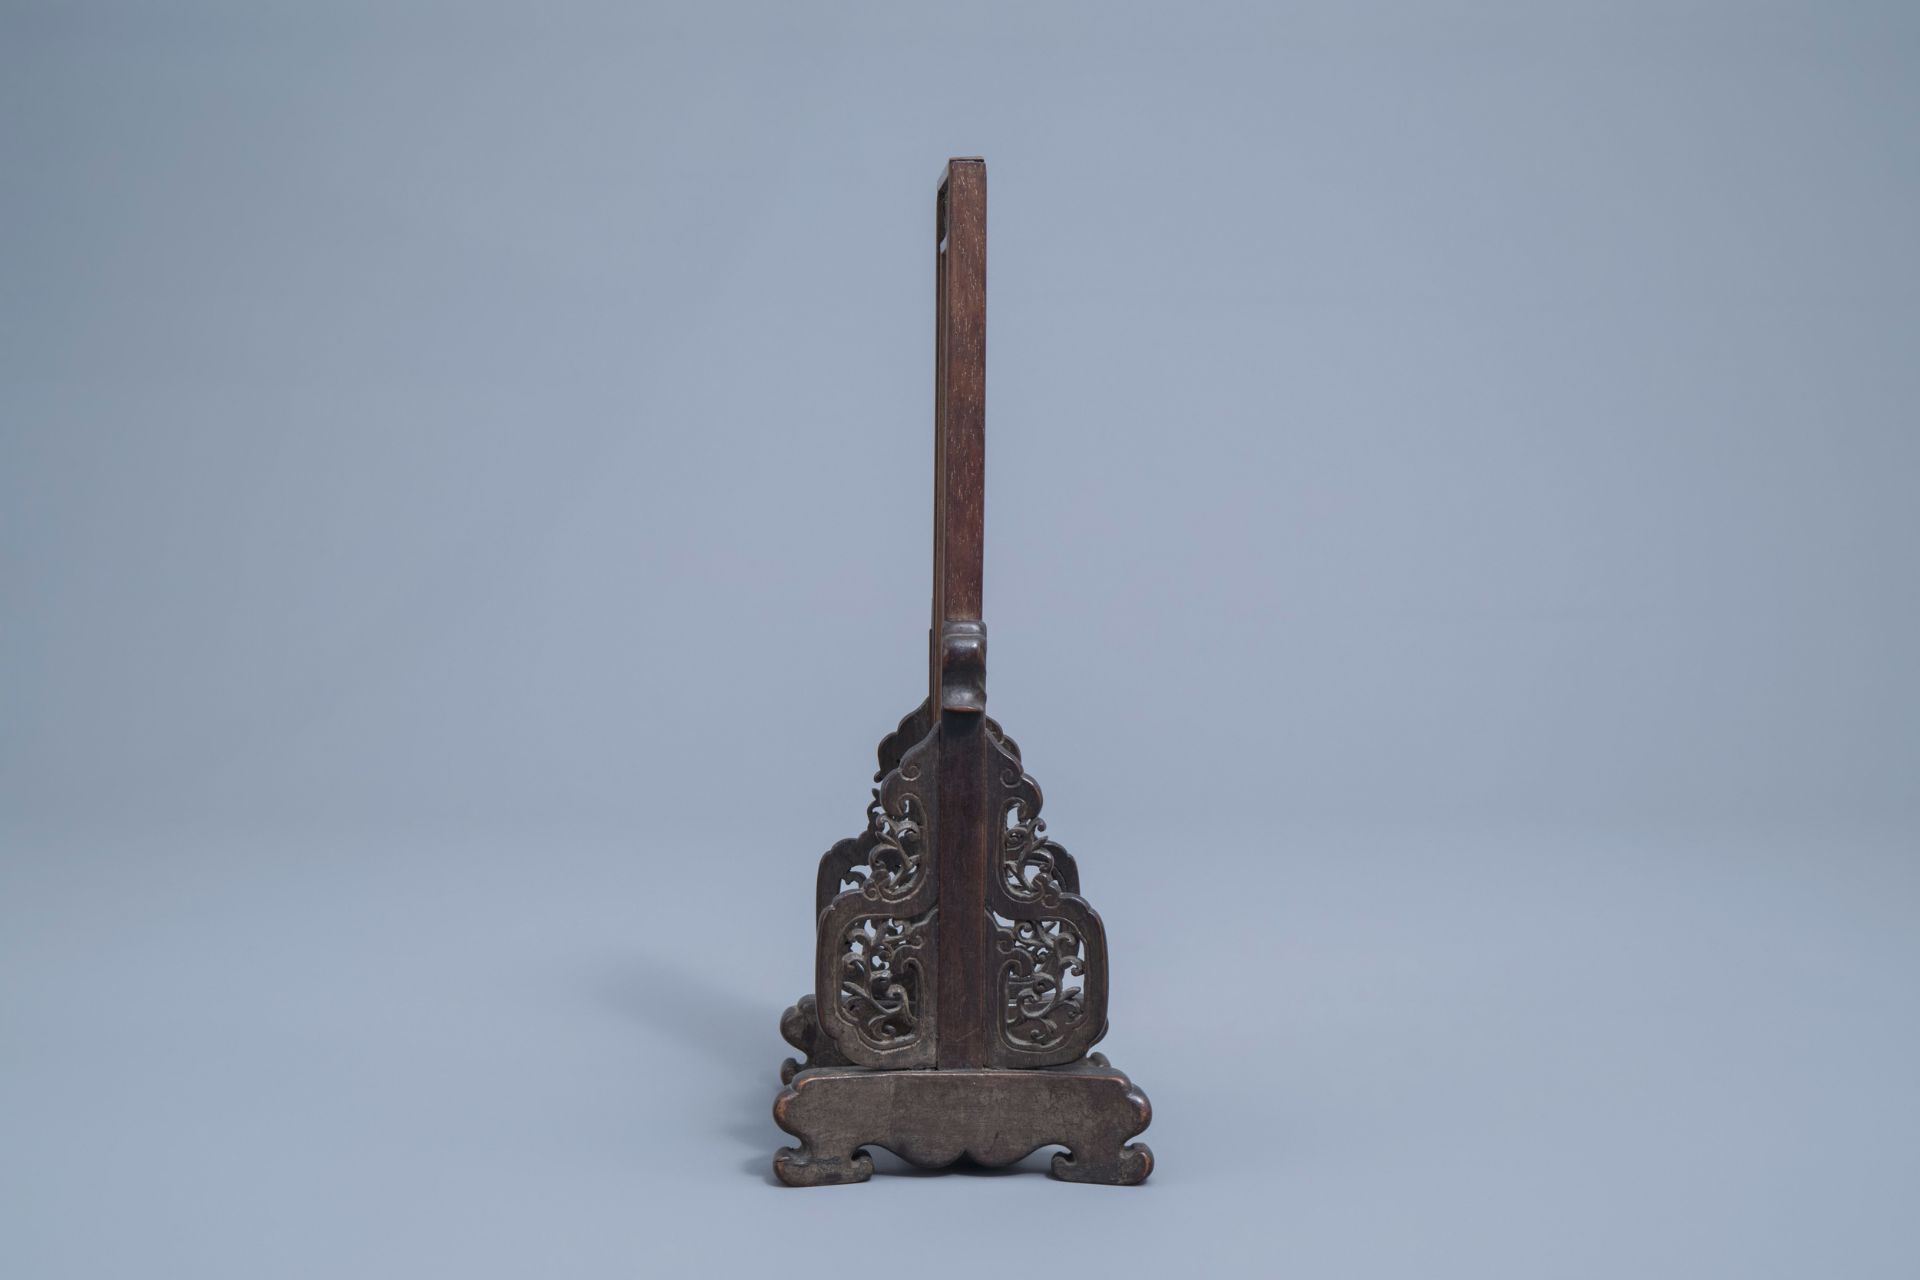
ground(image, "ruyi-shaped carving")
xmin=774 ymin=158 xmax=1152 ymax=1185
xmin=801 ymin=695 xmax=1109 ymax=1072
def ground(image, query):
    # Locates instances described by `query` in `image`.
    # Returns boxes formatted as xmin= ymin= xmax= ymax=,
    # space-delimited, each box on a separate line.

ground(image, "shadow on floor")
xmin=593 ymin=952 xmax=789 ymax=1184
xmin=595 ymin=953 xmax=1061 ymax=1186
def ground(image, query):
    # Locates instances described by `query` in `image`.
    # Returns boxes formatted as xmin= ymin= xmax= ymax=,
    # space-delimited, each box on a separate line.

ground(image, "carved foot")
xmin=1049 ymin=1059 xmax=1153 ymax=1184
xmin=773 ymin=1144 xmax=874 ymax=1187
xmin=1051 ymin=1141 xmax=1154 ymax=1185
xmin=772 ymin=1066 xmax=875 ymax=1184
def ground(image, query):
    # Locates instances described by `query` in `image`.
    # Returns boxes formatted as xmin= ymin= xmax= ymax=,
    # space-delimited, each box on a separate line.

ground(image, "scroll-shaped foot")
xmin=773 ymin=1144 xmax=874 ymax=1187
xmin=773 ymin=1070 xmax=875 ymax=1185
xmin=1051 ymin=1141 xmax=1154 ymax=1185
xmin=1048 ymin=1061 xmax=1153 ymax=1184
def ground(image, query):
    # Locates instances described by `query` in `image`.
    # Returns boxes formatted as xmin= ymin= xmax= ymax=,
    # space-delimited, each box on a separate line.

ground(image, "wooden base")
xmin=772 ymin=1053 xmax=1153 ymax=1186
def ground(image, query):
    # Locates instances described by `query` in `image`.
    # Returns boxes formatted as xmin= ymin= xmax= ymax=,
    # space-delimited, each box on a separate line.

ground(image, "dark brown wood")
xmin=775 ymin=157 xmax=1152 ymax=1183
xmin=774 ymin=1055 xmax=1152 ymax=1187
xmin=932 ymin=160 xmax=992 ymax=1071
xmin=934 ymin=705 xmax=990 ymax=1067
xmin=933 ymin=160 xmax=986 ymax=632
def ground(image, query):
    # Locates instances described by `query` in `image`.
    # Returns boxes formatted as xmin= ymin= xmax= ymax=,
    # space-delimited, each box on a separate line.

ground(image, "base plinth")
xmin=772 ymin=1052 xmax=1152 ymax=1187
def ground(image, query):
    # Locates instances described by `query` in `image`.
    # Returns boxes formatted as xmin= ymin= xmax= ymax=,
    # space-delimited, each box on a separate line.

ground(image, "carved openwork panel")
xmin=811 ymin=712 xmax=1110 ymax=1071
xmin=814 ymin=731 xmax=939 ymax=1067
xmin=836 ymin=910 xmax=936 ymax=1048
xmin=983 ymin=727 xmax=1109 ymax=1067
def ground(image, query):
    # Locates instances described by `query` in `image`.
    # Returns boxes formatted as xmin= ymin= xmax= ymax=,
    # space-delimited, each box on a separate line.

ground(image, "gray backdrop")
xmin=3 ymin=1 xmax=1916 ymax=1275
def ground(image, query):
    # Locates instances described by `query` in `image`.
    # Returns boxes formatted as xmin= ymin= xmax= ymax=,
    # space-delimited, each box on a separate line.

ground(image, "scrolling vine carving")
xmin=982 ymin=726 xmax=1108 ymax=1066
xmin=809 ymin=712 xmax=1110 ymax=1069
xmin=813 ymin=731 xmax=940 ymax=1068
xmin=838 ymin=911 xmax=935 ymax=1046
xmin=993 ymin=913 xmax=1090 ymax=1049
